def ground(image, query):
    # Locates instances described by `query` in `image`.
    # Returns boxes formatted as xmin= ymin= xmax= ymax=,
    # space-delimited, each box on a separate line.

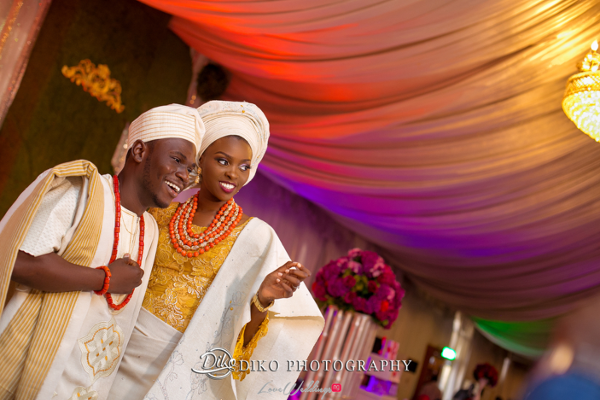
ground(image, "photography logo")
xmin=191 ymin=347 xmax=237 ymax=380
xmin=192 ymin=346 xmax=413 ymax=387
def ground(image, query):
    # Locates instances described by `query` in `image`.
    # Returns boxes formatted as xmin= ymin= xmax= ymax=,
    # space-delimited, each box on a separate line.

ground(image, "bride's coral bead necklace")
xmin=169 ymin=193 xmax=242 ymax=257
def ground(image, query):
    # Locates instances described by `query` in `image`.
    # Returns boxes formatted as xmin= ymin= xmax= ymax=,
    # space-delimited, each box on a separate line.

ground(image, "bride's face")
xmin=198 ymin=136 xmax=253 ymax=202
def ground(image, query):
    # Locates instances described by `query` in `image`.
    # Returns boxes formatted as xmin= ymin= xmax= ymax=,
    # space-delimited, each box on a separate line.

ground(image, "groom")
xmin=0 ymin=104 xmax=203 ymax=400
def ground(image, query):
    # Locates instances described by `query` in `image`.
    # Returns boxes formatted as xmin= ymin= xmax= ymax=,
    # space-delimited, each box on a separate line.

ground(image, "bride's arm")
xmin=244 ymin=261 xmax=310 ymax=344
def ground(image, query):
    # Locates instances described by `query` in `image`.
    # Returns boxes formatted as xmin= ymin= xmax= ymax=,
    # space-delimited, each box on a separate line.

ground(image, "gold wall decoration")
xmin=62 ymin=59 xmax=125 ymax=113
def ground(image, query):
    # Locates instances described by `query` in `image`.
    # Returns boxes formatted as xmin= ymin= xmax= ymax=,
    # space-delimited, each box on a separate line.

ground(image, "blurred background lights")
xmin=563 ymin=40 xmax=600 ymax=142
xmin=441 ymin=346 xmax=457 ymax=360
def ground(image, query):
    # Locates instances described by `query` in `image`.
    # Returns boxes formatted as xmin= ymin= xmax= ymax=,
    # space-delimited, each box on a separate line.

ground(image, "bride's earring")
xmin=186 ymin=167 xmax=202 ymax=190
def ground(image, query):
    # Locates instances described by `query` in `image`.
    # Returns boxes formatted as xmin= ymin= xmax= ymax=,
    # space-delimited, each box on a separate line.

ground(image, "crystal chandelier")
xmin=563 ymin=41 xmax=600 ymax=141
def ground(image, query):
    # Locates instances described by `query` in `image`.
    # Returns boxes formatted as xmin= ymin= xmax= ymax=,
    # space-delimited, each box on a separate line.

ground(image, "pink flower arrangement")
xmin=311 ymin=248 xmax=405 ymax=328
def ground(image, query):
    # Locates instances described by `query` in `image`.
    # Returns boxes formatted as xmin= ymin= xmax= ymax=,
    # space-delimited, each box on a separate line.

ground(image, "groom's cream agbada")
xmin=0 ymin=104 xmax=203 ymax=400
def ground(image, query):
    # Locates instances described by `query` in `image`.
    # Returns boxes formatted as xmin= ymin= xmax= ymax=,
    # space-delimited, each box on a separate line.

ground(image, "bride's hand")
xmin=256 ymin=261 xmax=311 ymax=307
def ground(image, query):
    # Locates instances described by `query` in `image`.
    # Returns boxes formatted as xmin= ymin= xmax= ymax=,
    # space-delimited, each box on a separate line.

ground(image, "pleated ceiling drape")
xmin=139 ymin=0 xmax=600 ymax=356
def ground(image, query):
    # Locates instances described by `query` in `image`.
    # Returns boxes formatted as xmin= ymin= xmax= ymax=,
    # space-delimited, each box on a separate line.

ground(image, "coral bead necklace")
xmin=101 ymin=175 xmax=145 ymax=311
xmin=169 ymin=193 xmax=242 ymax=257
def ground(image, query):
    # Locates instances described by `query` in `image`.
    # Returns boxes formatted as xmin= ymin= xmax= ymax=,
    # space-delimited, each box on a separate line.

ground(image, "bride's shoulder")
xmin=148 ymin=203 xmax=179 ymax=227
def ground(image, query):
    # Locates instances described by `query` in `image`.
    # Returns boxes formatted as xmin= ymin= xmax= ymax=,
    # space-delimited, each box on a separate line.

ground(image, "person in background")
xmin=453 ymin=383 xmax=475 ymax=400
xmin=523 ymin=292 xmax=600 ymax=400
xmin=419 ymin=374 xmax=442 ymax=400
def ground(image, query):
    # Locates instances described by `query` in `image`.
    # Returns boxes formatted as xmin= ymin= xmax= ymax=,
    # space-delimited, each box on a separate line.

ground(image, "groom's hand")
xmin=106 ymin=255 xmax=143 ymax=294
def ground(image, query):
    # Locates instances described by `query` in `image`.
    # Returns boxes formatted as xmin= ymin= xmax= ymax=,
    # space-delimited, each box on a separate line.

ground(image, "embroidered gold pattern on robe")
xmin=233 ymin=315 xmax=269 ymax=381
xmin=143 ymin=203 xmax=253 ymax=331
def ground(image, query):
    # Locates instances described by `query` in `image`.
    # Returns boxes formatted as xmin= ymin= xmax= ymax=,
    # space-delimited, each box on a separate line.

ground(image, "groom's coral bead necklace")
xmin=95 ymin=175 xmax=145 ymax=311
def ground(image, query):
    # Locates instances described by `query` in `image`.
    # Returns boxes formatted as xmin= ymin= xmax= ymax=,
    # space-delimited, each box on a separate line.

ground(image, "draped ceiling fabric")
xmin=139 ymin=0 xmax=600 ymax=356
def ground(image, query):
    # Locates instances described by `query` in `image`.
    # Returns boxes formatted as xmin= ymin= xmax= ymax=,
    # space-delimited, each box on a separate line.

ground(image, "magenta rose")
xmin=363 ymin=298 xmax=376 ymax=314
xmin=381 ymin=300 xmax=390 ymax=312
xmin=367 ymin=295 xmax=383 ymax=315
xmin=393 ymin=287 xmax=406 ymax=307
xmin=352 ymin=296 xmax=367 ymax=312
xmin=368 ymin=281 xmax=379 ymax=293
xmin=327 ymin=278 xmax=350 ymax=297
xmin=323 ymin=263 xmax=342 ymax=280
xmin=370 ymin=261 xmax=386 ymax=277
xmin=361 ymin=251 xmax=382 ymax=269
xmin=375 ymin=284 xmax=394 ymax=300
xmin=343 ymin=291 xmax=357 ymax=304
xmin=347 ymin=248 xmax=362 ymax=258
xmin=348 ymin=261 xmax=363 ymax=274
xmin=342 ymin=275 xmax=357 ymax=288
xmin=312 ymin=281 xmax=327 ymax=301
xmin=336 ymin=257 xmax=349 ymax=269
xmin=377 ymin=269 xmax=396 ymax=286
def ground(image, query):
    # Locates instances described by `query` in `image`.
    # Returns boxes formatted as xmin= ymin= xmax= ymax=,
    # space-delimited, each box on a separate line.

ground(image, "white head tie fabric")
xmin=197 ymin=100 xmax=270 ymax=184
xmin=127 ymin=104 xmax=205 ymax=153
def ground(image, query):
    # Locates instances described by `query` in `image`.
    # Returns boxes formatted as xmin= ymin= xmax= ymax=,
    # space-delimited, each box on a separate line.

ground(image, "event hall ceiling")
xmin=139 ymin=0 xmax=600 ymax=356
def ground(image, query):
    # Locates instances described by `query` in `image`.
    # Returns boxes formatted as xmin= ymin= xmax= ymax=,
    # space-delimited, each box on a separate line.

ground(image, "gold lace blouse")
xmin=143 ymin=203 xmax=268 ymax=380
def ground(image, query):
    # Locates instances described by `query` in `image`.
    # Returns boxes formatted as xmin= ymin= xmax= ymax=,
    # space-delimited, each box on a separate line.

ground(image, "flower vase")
xmin=306 ymin=248 xmax=405 ymax=399
xmin=298 ymin=305 xmax=378 ymax=400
